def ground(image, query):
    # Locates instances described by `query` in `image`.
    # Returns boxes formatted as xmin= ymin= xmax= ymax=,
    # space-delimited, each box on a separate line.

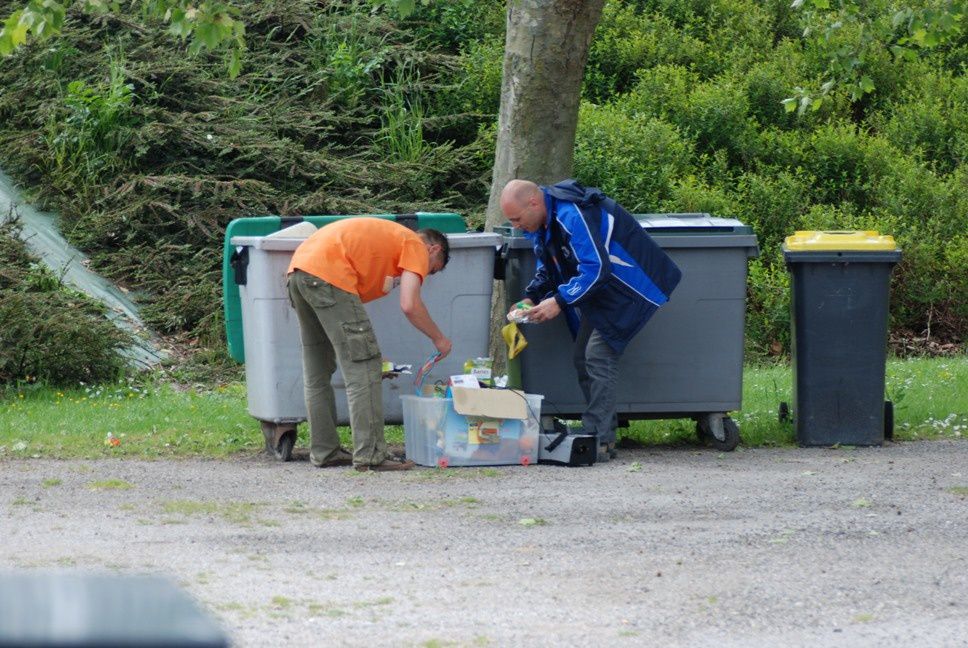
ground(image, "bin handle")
xmin=230 ymin=246 xmax=249 ymax=286
xmin=493 ymin=242 xmax=509 ymax=281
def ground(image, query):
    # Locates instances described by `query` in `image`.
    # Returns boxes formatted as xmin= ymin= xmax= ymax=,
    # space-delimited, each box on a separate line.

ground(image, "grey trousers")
xmin=287 ymin=270 xmax=389 ymax=467
xmin=573 ymin=317 xmax=621 ymax=444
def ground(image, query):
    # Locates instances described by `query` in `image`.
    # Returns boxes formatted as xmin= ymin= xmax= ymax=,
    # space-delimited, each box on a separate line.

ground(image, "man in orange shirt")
xmin=287 ymin=218 xmax=453 ymax=471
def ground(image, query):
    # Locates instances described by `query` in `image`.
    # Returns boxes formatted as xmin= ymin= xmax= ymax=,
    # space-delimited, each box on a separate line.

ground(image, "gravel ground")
xmin=2 ymin=440 xmax=967 ymax=647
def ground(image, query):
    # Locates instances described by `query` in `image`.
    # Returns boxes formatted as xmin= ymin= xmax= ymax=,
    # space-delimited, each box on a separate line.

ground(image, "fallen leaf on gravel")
xmin=628 ymin=462 xmax=642 ymax=472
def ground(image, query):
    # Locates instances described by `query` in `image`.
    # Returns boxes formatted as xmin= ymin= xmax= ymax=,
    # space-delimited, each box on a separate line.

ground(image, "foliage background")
xmin=0 ymin=0 xmax=965 ymax=384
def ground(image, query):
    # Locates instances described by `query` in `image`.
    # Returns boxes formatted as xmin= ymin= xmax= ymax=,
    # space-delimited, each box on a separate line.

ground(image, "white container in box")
xmin=401 ymin=388 xmax=543 ymax=467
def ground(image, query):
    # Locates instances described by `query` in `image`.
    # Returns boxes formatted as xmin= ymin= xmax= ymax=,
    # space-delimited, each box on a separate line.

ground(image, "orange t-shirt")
xmin=288 ymin=218 xmax=429 ymax=303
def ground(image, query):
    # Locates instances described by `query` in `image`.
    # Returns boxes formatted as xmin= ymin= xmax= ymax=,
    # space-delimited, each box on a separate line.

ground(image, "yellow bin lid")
xmin=784 ymin=230 xmax=897 ymax=251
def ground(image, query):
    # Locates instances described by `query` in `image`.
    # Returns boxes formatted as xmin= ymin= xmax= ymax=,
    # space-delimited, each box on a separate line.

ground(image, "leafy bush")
xmin=680 ymin=80 xmax=757 ymax=163
xmin=733 ymin=170 xmax=809 ymax=251
xmin=626 ymin=64 xmax=698 ymax=122
xmin=873 ymin=68 xmax=968 ymax=173
xmin=574 ymin=103 xmax=692 ymax=212
xmin=745 ymin=253 xmax=791 ymax=359
xmin=660 ymin=175 xmax=737 ymax=217
xmin=801 ymin=124 xmax=894 ymax=207
xmin=0 ymin=221 xmax=128 ymax=386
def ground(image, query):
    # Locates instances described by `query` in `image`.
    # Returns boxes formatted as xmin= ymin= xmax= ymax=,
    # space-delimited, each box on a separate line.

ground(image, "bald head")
xmin=500 ymin=179 xmax=546 ymax=233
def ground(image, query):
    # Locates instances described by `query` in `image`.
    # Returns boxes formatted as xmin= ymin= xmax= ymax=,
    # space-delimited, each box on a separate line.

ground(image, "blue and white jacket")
xmin=522 ymin=180 xmax=682 ymax=353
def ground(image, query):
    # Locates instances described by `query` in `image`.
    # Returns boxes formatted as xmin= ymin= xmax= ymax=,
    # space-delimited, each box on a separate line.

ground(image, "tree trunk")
xmin=484 ymin=0 xmax=606 ymax=229
xmin=484 ymin=0 xmax=605 ymax=380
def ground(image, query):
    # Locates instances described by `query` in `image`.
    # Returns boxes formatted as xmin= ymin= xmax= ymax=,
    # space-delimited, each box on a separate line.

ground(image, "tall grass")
xmin=0 ymin=357 xmax=964 ymax=459
xmin=379 ymin=64 xmax=429 ymax=163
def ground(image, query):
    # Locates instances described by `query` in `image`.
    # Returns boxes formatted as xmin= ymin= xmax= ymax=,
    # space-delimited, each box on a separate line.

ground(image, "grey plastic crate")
xmin=501 ymin=214 xmax=758 ymax=450
xmin=232 ymin=232 xmax=501 ymax=458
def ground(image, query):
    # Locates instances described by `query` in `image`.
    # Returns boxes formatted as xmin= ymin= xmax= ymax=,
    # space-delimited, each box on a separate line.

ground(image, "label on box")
xmin=470 ymin=366 xmax=492 ymax=382
xmin=449 ymin=374 xmax=480 ymax=389
xmin=468 ymin=419 xmax=501 ymax=444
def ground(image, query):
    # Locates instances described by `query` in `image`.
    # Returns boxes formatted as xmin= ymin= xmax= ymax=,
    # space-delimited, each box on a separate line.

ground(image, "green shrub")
xmin=940 ymin=235 xmax=968 ymax=339
xmin=680 ymin=80 xmax=757 ymax=163
xmin=44 ymin=54 xmax=137 ymax=183
xmin=308 ymin=26 xmax=385 ymax=110
xmin=690 ymin=0 xmax=774 ymax=76
xmin=745 ymin=251 xmax=790 ymax=359
xmin=408 ymin=0 xmax=505 ymax=51
xmin=585 ymin=4 xmax=701 ymax=100
xmin=574 ymin=103 xmax=692 ymax=212
xmin=0 ymin=290 xmax=128 ymax=385
xmin=734 ymin=170 xmax=809 ymax=251
xmin=802 ymin=124 xmax=894 ymax=207
xmin=873 ymin=156 xmax=949 ymax=235
xmin=0 ymin=221 xmax=128 ymax=386
xmin=453 ymin=37 xmax=504 ymax=116
xmin=873 ymin=69 xmax=968 ymax=173
xmin=660 ymin=175 xmax=737 ymax=217
xmin=626 ymin=64 xmax=698 ymax=122
xmin=743 ymin=50 xmax=804 ymax=130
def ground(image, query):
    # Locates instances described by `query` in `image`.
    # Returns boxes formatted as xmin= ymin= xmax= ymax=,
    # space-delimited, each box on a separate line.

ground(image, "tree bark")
xmin=484 ymin=0 xmax=605 ymax=380
xmin=484 ymin=0 xmax=606 ymax=229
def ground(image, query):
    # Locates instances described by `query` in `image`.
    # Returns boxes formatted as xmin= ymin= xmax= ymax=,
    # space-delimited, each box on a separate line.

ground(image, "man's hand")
xmin=527 ymin=297 xmax=562 ymax=323
xmin=506 ymin=298 xmax=534 ymax=320
xmin=433 ymin=336 xmax=453 ymax=359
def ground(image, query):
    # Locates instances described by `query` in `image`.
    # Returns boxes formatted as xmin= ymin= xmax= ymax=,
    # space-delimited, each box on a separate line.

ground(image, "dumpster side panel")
xmin=224 ymin=217 xmax=283 ymax=363
xmin=224 ymin=214 xmax=466 ymax=364
xmin=233 ymin=233 xmax=499 ymax=426
xmin=513 ymin=239 xmax=753 ymax=417
xmin=790 ymin=261 xmax=894 ymax=446
xmin=239 ymin=244 xmax=306 ymax=422
xmin=335 ymin=240 xmax=497 ymax=423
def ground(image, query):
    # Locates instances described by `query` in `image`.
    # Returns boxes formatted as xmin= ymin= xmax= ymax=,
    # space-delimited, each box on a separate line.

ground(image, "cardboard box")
xmin=400 ymin=388 xmax=543 ymax=467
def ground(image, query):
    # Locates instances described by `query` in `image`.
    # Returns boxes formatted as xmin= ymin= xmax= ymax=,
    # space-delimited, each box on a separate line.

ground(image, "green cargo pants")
xmin=287 ymin=270 xmax=388 ymax=468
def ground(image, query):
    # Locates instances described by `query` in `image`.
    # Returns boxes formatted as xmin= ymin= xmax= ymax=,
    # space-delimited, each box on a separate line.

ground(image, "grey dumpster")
xmin=782 ymin=230 xmax=901 ymax=446
xmin=232 ymin=230 xmax=501 ymax=460
xmin=502 ymin=214 xmax=759 ymax=450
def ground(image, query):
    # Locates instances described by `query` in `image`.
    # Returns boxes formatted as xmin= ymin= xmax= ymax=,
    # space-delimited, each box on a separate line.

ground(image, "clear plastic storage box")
xmin=401 ymin=393 xmax=543 ymax=467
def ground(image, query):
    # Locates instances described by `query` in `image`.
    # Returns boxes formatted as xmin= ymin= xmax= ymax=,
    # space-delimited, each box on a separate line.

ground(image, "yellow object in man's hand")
xmin=501 ymin=322 xmax=528 ymax=359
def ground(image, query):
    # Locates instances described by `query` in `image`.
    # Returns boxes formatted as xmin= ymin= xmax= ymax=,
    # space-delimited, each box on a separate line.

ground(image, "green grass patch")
xmin=1 ymin=357 xmax=965 ymax=458
xmin=0 ymin=381 xmax=258 ymax=458
xmin=160 ymin=499 xmax=261 ymax=524
xmin=270 ymin=596 xmax=294 ymax=609
xmin=621 ymin=356 xmax=968 ymax=448
xmin=88 ymin=479 xmax=133 ymax=490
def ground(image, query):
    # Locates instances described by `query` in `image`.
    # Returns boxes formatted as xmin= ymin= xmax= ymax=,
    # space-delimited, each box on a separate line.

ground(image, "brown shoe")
xmin=355 ymin=458 xmax=416 ymax=472
xmin=311 ymin=448 xmax=353 ymax=468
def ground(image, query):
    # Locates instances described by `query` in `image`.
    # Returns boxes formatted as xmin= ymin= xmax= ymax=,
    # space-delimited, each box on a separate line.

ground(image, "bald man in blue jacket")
xmin=501 ymin=179 xmax=682 ymax=460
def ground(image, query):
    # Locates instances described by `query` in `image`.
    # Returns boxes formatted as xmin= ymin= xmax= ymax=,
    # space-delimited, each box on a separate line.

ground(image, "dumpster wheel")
xmin=260 ymin=421 xmax=297 ymax=462
xmin=696 ymin=415 xmax=741 ymax=452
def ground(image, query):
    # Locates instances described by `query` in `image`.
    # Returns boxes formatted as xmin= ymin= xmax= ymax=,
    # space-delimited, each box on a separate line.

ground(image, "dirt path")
xmin=2 ymin=441 xmax=967 ymax=647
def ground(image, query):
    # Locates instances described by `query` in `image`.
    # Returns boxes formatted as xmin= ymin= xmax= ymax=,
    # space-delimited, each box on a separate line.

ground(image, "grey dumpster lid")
xmin=497 ymin=214 xmax=758 ymax=255
xmin=635 ymin=213 xmax=750 ymax=233
xmin=635 ymin=213 xmax=758 ymax=254
xmin=231 ymin=232 xmax=501 ymax=251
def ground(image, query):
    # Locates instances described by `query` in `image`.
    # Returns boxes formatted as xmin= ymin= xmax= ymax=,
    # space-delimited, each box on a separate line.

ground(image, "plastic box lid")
xmin=784 ymin=230 xmax=897 ymax=251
